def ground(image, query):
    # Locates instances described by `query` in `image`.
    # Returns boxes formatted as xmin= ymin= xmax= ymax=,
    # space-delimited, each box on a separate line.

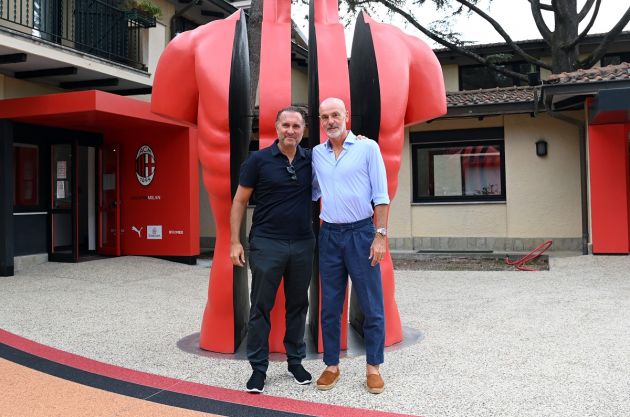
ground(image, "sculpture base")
xmin=177 ymin=326 xmax=422 ymax=361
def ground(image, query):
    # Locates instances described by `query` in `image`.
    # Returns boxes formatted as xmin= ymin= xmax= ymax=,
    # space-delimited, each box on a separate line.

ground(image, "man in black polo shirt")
xmin=230 ymin=106 xmax=314 ymax=393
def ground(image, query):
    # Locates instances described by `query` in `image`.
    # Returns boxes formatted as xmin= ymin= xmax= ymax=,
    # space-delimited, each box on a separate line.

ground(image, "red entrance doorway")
xmin=50 ymin=143 xmax=75 ymax=261
xmin=49 ymin=141 xmax=100 ymax=262
xmin=1 ymin=90 xmax=199 ymax=265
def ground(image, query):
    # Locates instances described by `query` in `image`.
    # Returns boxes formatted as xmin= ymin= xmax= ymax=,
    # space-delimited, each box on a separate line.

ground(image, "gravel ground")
xmin=1 ymin=254 xmax=629 ymax=417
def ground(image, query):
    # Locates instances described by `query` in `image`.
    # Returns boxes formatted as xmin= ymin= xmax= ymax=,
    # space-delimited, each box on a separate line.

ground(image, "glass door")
xmin=50 ymin=143 xmax=77 ymax=262
xmin=98 ymin=145 xmax=120 ymax=256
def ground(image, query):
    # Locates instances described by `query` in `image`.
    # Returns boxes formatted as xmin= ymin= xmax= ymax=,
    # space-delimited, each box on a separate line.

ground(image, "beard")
xmin=325 ymin=125 xmax=345 ymax=139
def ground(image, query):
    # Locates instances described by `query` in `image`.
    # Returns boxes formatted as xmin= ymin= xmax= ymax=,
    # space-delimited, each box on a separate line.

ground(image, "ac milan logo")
xmin=135 ymin=145 xmax=156 ymax=186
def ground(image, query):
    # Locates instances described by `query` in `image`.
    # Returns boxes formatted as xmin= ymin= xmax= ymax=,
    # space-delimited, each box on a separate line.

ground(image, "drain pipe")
xmin=542 ymin=92 xmax=590 ymax=255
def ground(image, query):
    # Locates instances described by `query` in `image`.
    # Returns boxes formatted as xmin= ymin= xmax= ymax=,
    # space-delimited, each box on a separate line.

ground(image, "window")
xmin=171 ymin=16 xmax=199 ymax=38
xmin=459 ymin=62 xmax=538 ymax=90
xmin=601 ymin=52 xmax=630 ymax=67
xmin=411 ymin=128 xmax=506 ymax=203
xmin=13 ymin=144 xmax=40 ymax=207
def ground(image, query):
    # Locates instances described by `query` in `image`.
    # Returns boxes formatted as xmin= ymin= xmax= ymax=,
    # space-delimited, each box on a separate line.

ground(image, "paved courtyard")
xmin=1 ymin=254 xmax=629 ymax=417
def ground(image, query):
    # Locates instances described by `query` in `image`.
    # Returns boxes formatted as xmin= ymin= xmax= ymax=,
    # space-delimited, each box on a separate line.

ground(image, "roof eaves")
xmin=542 ymin=79 xmax=630 ymax=99
xmin=442 ymin=101 xmax=538 ymax=118
xmin=207 ymin=0 xmax=238 ymax=14
xmin=433 ymin=30 xmax=630 ymax=54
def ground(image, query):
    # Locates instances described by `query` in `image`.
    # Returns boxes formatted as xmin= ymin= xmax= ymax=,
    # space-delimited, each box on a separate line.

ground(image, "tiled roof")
xmin=547 ymin=62 xmax=630 ymax=84
xmin=447 ymin=86 xmax=537 ymax=107
xmin=433 ymin=30 xmax=630 ymax=58
xmin=434 ymin=31 xmax=630 ymax=55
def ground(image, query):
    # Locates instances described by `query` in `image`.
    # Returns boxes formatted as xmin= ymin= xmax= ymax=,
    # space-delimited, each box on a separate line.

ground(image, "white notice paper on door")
xmin=56 ymin=180 xmax=65 ymax=199
xmin=57 ymin=161 xmax=67 ymax=179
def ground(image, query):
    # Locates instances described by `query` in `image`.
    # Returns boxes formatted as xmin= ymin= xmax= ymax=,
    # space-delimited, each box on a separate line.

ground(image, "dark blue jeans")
xmin=319 ymin=217 xmax=385 ymax=366
xmin=247 ymin=236 xmax=315 ymax=373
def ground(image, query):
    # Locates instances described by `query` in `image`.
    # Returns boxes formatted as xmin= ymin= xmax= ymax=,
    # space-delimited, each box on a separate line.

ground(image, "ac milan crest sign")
xmin=136 ymin=145 xmax=156 ymax=186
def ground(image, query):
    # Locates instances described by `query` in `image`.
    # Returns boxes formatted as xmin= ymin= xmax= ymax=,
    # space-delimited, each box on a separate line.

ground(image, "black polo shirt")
xmin=239 ymin=140 xmax=313 ymax=240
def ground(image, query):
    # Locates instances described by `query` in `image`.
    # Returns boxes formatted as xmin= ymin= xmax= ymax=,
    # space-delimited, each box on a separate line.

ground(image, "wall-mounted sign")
xmin=147 ymin=225 xmax=162 ymax=240
xmin=135 ymin=145 xmax=156 ymax=186
xmin=131 ymin=195 xmax=161 ymax=201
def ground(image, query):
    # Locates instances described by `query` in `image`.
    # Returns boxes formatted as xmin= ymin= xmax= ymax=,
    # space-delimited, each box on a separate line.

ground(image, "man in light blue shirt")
xmin=312 ymin=97 xmax=390 ymax=394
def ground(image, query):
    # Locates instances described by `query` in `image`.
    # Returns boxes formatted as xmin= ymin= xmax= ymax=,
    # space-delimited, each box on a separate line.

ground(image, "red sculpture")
xmin=307 ymin=0 xmax=353 ymax=353
xmin=152 ymin=11 xmax=251 ymax=353
xmin=347 ymin=12 xmax=447 ymax=346
xmin=257 ymin=0 xmax=292 ymax=353
xmin=151 ymin=0 xmax=446 ymax=354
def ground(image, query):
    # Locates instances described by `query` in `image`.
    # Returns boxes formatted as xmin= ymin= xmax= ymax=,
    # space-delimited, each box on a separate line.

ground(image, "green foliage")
xmin=485 ymin=53 xmax=513 ymax=64
xmin=124 ymin=0 xmax=162 ymax=19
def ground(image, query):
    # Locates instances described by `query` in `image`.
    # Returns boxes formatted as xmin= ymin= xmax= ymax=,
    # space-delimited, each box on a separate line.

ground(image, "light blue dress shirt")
xmin=312 ymin=131 xmax=390 ymax=223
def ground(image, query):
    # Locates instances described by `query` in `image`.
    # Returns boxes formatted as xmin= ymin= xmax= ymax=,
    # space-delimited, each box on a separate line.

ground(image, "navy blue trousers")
xmin=247 ymin=236 xmax=315 ymax=373
xmin=319 ymin=217 xmax=385 ymax=366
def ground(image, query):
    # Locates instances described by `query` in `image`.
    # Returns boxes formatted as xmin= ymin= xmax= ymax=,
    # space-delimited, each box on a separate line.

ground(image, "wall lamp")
xmin=536 ymin=139 xmax=548 ymax=157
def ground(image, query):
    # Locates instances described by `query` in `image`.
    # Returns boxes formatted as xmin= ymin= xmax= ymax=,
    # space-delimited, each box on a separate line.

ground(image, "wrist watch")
xmin=375 ymin=227 xmax=387 ymax=237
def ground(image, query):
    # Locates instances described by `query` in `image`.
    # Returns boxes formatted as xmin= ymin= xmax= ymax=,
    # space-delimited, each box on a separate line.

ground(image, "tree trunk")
xmin=551 ymin=0 xmax=579 ymax=73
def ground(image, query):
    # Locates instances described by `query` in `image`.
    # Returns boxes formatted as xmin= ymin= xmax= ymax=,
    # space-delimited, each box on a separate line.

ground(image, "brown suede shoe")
xmin=316 ymin=369 xmax=340 ymax=390
xmin=366 ymin=373 xmax=385 ymax=394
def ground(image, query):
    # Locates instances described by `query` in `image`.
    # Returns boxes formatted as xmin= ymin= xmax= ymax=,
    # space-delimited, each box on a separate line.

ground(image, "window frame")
xmin=601 ymin=52 xmax=630 ymax=67
xmin=13 ymin=143 xmax=42 ymax=210
xmin=458 ymin=61 xmax=540 ymax=91
xmin=411 ymin=128 xmax=507 ymax=204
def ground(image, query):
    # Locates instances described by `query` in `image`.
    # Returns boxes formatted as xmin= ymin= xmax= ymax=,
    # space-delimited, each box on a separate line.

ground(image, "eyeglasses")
xmin=319 ymin=112 xmax=345 ymax=122
xmin=286 ymin=165 xmax=297 ymax=182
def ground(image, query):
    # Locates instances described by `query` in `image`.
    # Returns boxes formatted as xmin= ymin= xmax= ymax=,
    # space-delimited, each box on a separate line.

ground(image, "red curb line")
xmin=0 ymin=329 xmax=418 ymax=417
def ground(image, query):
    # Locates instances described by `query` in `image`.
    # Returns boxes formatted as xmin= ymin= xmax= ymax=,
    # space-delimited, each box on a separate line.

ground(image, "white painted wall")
xmin=504 ymin=112 xmax=582 ymax=237
xmin=387 ymin=127 xmax=413 ymax=238
xmin=292 ymin=66 xmax=308 ymax=104
xmin=2 ymin=76 xmax=63 ymax=99
xmin=411 ymin=204 xmax=508 ymax=236
xmin=147 ymin=21 xmax=168 ymax=79
xmin=396 ymin=113 xmax=583 ymax=239
xmin=441 ymin=64 xmax=459 ymax=92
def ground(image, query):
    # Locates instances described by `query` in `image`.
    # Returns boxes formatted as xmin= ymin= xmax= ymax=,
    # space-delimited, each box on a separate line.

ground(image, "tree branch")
xmin=454 ymin=0 xmax=551 ymax=69
xmin=565 ymin=0 xmax=600 ymax=49
xmin=529 ymin=0 xmax=553 ymax=42
xmin=353 ymin=0 xmax=529 ymax=81
xmin=527 ymin=0 xmax=554 ymax=12
xmin=580 ymin=5 xmax=630 ymax=68
xmin=577 ymin=0 xmax=596 ymax=22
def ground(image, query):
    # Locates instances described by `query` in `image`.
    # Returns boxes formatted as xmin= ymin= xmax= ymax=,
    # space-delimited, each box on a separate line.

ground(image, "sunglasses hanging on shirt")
xmin=286 ymin=165 xmax=297 ymax=182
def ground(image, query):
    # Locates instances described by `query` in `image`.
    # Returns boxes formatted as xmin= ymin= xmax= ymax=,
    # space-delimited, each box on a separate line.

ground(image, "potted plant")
xmin=123 ymin=0 xmax=162 ymax=26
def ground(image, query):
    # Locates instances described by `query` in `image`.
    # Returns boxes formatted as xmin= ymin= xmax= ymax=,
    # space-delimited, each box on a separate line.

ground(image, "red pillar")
xmin=588 ymin=123 xmax=630 ymax=254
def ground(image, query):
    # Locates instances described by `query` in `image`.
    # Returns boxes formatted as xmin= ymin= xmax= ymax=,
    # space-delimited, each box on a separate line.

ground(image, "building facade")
xmin=1 ymin=2 xmax=629 ymax=277
xmin=395 ymin=35 xmax=630 ymax=255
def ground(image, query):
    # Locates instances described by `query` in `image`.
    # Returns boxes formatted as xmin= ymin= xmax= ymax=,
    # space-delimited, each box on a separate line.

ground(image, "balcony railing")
xmin=0 ymin=0 xmax=155 ymax=69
